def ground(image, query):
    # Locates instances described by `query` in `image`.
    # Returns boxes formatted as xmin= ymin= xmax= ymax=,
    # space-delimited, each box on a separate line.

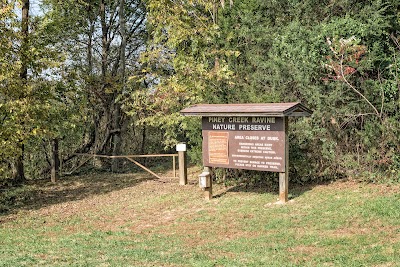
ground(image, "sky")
xmin=14 ymin=0 xmax=43 ymax=17
xmin=31 ymin=0 xmax=42 ymax=15
xmin=30 ymin=0 xmax=43 ymax=16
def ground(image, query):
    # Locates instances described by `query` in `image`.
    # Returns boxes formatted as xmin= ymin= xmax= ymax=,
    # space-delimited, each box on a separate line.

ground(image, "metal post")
xmin=176 ymin=143 xmax=188 ymax=185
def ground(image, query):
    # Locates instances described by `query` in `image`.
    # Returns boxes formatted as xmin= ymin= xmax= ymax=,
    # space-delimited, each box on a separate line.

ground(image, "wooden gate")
xmin=61 ymin=153 xmax=179 ymax=179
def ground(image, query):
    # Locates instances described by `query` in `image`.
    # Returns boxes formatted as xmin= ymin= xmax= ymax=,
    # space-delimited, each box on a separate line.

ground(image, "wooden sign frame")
xmin=180 ymin=103 xmax=312 ymax=202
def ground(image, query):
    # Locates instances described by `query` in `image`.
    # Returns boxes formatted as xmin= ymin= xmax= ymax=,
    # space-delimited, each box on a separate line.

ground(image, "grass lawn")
xmin=1 ymin=167 xmax=399 ymax=266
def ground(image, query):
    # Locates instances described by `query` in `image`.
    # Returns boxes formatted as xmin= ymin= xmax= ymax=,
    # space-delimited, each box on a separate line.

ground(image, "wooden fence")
xmin=61 ymin=153 xmax=179 ymax=179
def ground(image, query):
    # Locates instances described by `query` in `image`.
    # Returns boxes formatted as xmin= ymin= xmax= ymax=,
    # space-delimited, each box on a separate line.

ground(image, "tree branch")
xmin=339 ymin=54 xmax=382 ymax=120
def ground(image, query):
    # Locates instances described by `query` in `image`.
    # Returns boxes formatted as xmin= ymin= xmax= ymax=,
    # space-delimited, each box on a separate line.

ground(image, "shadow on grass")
xmin=0 ymin=171 xmax=157 ymax=217
xmin=213 ymin=180 xmax=332 ymax=200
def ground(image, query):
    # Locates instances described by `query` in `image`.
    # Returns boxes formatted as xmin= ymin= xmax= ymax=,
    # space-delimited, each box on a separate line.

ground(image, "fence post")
xmin=176 ymin=143 xmax=188 ymax=185
xmin=59 ymin=152 xmax=63 ymax=177
xmin=51 ymin=138 xmax=59 ymax=183
xmin=173 ymin=155 xmax=176 ymax=178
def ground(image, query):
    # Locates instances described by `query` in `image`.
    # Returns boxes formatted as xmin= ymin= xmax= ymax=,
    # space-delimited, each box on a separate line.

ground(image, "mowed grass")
xmin=1 ymin=167 xmax=399 ymax=267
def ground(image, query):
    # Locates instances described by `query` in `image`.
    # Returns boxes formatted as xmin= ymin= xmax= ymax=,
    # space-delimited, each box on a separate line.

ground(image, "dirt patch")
xmin=9 ymin=169 xmax=204 ymax=233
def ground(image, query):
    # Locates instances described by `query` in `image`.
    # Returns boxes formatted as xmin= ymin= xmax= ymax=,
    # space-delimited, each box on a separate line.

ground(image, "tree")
xmin=217 ymin=0 xmax=400 ymax=181
xmin=0 ymin=0 xmax=32 ymax=183
xmin=1 ymin=0 xmax=77 ymax=182
xmin=13 ymin=0 xmax=30 ymax=182
xmin=41 ymin=0 xmax=147 ymax=170
xmin=136 ymin=0 xmax=400 ymax=182
xmin=2 ymin=0 xmax=399 ymax=184
xmin=0 ymin=0 xmax=19 ymax=181
xmin=128 ymin=0 xmax=236 ymax=155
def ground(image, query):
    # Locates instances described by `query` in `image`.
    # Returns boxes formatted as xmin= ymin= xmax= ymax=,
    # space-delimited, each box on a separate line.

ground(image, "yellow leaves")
xmin=224 ymin=50 xmax=241 ymax=58
xmin=128 ymin=75 xmax=140 ymax=81
xmin=147 ymin=0 xmax=216 ymax=45
xmin=0 ymin=2 xmax=16 ymax=19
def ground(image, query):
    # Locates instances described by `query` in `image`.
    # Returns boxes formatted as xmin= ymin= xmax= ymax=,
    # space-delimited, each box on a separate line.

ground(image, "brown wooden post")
xmin=59 ymin=152 xmax=62 ymax=176
xmin=204 ymin=167 xmax=212 ymax=200
xmin=51 ymin=138 xmax=59 ymax=183
xmin=279 ymin=117 xmax=289 ymax=203
xmin=173 ymin=155 xmax=176 ymax=178
xmin=176 ymin=143 xmax=188 ymax=185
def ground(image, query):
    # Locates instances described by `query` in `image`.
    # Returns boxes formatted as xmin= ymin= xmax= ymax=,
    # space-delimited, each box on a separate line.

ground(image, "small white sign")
xmin=198 ymin=172 xmax=210 ymax=188
xmin=199 ymin=176 xmax=207 ymax=188
xmin=176 ymin=143 xmax=187 ymax=152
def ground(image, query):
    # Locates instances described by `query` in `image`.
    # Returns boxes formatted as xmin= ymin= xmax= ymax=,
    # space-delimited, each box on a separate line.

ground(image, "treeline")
xmin=1 ymin=0 xmax=399 ymax=185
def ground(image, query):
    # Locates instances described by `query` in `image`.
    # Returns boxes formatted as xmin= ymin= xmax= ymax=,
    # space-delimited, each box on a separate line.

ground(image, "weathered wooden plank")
xmin=178 ymin=151 xmax=187 ymax=185
xmin=203 ymin=167 xmax=212 ymax=200
xmin=124 ymin=157 xmax=162 ymax=179
xmin=173 ymin=155 xmax=176 ymax=178
xmin=63 ymin=155 xmax=92 ymax=175
xmin=72 ymin=153 xmax=178 ymax=158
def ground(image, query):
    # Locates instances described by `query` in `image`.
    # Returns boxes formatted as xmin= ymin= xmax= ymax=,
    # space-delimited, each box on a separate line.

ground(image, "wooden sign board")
xmin=181 ymin=102 xmax=312 ymax=202
xmin=202 ymin=116 xmax=285 ymax=172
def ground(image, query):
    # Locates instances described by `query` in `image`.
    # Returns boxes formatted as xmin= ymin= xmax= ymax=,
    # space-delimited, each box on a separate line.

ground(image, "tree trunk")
xmin=119 ymin=0 xmax=126 ymax=80
xmin=20 ymin=0 xmax=29 ymax=82
xmin=86 ymin=3 xmax=95 ymax=75
xmin=14 ymin=144 xmax=25 ymax=184
xmin=14 ymin=0 xmax=30 ymax=183
xmin=99 ymin=0 xmax=112 ymax=163
xmin=111 ymin=0 xmax=126 ymax=172
xmin=141 ymin=126 xmax=146 ymax=155
xmin=100 ymin=0 xmax=108 ymax=84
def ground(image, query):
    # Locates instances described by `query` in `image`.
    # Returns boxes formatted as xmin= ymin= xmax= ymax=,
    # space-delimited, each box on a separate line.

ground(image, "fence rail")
xmin=61 ymin=153 xmax=179 ymax=179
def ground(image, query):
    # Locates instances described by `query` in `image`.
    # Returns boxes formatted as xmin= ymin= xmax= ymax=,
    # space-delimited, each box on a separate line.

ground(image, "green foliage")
xmin=120 ymin=0 xmax=400 ymax=184
xmin=0 ymin=1 xmax=82 ymax=181
xmin=131 ymin=0 xmax=236 ymax=150
xmin=1 ymin=0 xmax=400 ymax=184
xmin=216 ymin=0 xmax=400 ymax=183
xmin=0 ymin=2 xmax=29 ymax=180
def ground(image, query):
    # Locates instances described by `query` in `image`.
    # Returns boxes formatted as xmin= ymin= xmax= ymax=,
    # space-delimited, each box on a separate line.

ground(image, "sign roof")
xmin=180 ymin=102 xmax=312 ymax=117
